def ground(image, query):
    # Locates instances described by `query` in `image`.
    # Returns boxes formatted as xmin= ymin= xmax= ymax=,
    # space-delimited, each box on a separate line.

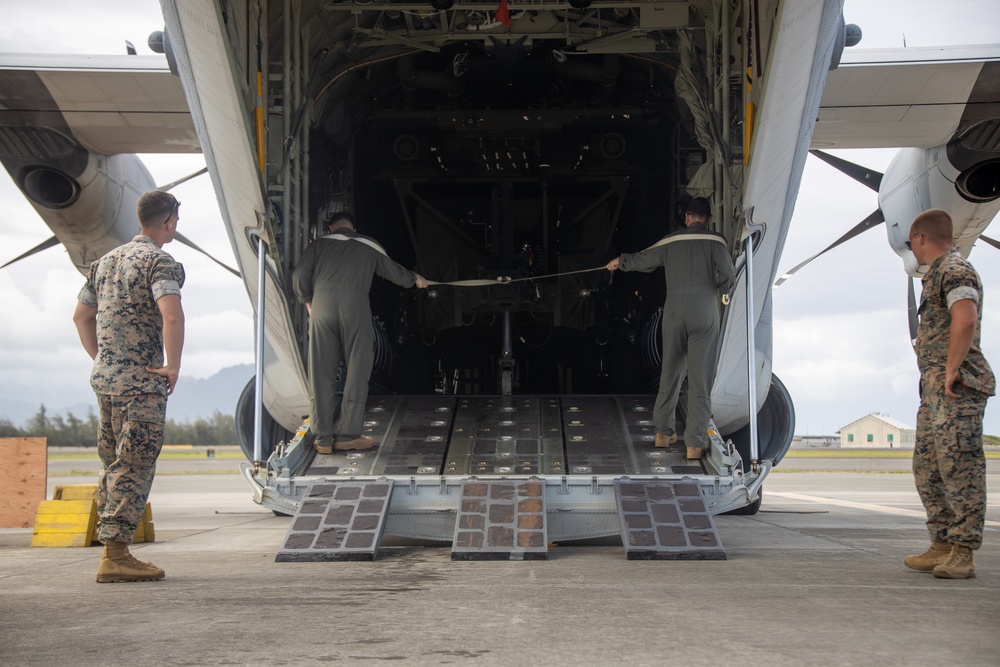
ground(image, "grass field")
xmin=785 ymin=449 xmax=1000 ymax=459
xmin=48 ymin=451 xmax=245 ymax=461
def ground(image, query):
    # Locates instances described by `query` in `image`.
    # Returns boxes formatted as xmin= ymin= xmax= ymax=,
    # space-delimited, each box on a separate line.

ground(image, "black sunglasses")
xmin=163 ymin=197 xmax=180 ymax=226
xmin=905 ymin=232 xmax=923 ymax=251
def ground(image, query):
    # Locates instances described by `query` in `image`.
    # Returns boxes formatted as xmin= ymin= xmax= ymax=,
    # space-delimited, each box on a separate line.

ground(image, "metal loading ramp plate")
xmin=614 ymin=479 xmax=726 ymax=560
xmin=451 ymin=479 xmax=548 ymax=561
xmin=275 ymin=480 xmax=392 ymax=562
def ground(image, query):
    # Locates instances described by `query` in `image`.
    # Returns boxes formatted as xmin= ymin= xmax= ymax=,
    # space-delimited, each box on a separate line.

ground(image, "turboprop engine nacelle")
xmin=6 ymin=145 xmax=156 ymax=274
xmin=880 ymin=144 xmax=1000 ymax=277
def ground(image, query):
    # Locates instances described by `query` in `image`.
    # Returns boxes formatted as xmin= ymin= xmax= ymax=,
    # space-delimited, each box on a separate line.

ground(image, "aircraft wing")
xmin=813 ymin=44 xmax=1000 ymax=149
xmin=0 ymin=53 xmax=197 ymax=154
xmin=0 ymin=53 xmax=200 ymax=273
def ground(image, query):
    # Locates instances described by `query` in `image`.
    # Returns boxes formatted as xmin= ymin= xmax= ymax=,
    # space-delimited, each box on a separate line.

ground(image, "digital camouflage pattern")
xmin=78 ymin=235 xmax=185 ymax=396
xmin=79 ymin=234 xmax=183 ymax=544
xmin=913 ymin=249 xmax=994 ymax=549
xmin=916 ymin=250 xmax=994 ymax=395
xmin=95 ymin=393 xmax=165 ymax=543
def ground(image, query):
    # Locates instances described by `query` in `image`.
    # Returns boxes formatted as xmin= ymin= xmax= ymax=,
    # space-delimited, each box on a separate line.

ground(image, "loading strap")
xmin=322 ymin=232 xmax=727 ymax=287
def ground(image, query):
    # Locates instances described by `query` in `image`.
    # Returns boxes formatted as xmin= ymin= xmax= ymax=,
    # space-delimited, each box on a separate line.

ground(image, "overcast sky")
xmin=0 ymin=0 xmax=997 ymax=436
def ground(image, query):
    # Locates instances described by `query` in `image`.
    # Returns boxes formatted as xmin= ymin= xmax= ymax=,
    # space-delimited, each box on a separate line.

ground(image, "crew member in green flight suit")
xmin=606 ymin=197 xmax=735 ymax=459
xmin=293 ymin=212 xmax=428 ymax=453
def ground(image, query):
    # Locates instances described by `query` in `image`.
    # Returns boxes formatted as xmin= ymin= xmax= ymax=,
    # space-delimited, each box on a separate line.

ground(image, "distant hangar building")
xmin=838 ymin=412 xmax=916 ymax=449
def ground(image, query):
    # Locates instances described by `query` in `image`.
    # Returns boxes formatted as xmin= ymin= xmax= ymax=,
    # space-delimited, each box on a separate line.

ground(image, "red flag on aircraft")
xmin=495 ymin=0 xmax=511 ymax=26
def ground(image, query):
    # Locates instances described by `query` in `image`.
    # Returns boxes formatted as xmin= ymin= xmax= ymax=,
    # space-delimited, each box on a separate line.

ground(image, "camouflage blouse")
xmin=916 ymin=249 xmax=995 ymax=397
xmin=78 ymin=235 xmax=185 ymax=396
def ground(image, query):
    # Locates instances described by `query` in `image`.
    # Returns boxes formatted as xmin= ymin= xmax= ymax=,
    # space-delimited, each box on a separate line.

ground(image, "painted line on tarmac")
xmin=768 ymin=492 xmax=1000 ymax=528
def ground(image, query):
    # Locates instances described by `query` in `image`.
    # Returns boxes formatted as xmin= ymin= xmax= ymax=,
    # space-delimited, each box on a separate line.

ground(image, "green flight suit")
xmin=618 ymin=223 xmax=735 ymax=448
xmin=292 ymin=231 xmax=416 ymax=441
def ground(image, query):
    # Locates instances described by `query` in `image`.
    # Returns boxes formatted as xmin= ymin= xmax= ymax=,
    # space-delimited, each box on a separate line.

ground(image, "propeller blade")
xmin=810 ymin=150 xmax=883 ymax=192
xmin=979 ymin=234 xmax=1000 ymax=251
xmin=173 ymin=231 xmax=241 ymax=277
xmin=907 ymin=275 xmax=918 ymax=347
xmin=1 ymin=235 xmax=61 ymax=269
xmin=774 ymin=208 xmax=885 ymax=287
xmin=157 ymin=167 xmax=208 ymax=193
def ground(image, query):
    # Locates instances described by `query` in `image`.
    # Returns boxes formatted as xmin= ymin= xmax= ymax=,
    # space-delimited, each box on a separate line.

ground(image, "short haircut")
xmin=685 ymin=197 xmax=712 ymax=219
xmin=911 ymin=209 xmax=953 ymax=245
xmin=328 ymin=212 xmax=356 ymax=231
xmin=137 ymin=190 xmax=178 ymax=228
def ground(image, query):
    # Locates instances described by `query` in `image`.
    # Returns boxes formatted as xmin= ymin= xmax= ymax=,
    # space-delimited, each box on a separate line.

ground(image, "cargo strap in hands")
xmin=323 ymin=232 xmax=727 ymax=288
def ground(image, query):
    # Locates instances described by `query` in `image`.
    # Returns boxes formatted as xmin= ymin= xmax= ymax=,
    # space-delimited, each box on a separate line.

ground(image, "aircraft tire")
xmin=725 ymin=373 xmax=796 ymax=470
xmin=725 ymin=489 xmax=763 ymax=515
xmin=235 ymin=377 xmax=291 ymax=464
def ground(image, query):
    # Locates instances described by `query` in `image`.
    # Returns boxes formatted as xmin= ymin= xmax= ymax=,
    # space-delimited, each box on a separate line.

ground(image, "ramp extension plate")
xmin=615 ymin=479 xmax=726 ymax=560
xmin=276 ymin=480 xmax=392 ymax=562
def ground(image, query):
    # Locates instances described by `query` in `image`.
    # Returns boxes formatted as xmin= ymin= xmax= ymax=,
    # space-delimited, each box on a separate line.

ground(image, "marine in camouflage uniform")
xmin=907 ymin=209 xmax=994 ymax=579
xmin=292 ymin=213 xmax=426 ymax=453
xmin=74 ymin=190 xmax=185 ymax=582
xmin=607 ymin=198 xmax=735 ymax=459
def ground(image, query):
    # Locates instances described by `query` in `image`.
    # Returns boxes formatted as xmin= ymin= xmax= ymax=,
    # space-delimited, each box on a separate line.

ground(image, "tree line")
xmin=2 ymin=403 xmax=996 ymax=449
xmin=0 ymin=404 xmax=238 ymax=447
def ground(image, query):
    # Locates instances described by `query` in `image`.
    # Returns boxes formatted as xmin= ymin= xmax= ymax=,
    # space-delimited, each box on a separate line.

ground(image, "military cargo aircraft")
xmin=1 ymin=0 xmax=997 ymax=541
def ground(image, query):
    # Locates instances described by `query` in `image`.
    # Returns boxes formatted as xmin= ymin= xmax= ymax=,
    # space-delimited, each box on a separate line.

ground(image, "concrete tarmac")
xmin=1 ymin=464 xmax=998 ymax=666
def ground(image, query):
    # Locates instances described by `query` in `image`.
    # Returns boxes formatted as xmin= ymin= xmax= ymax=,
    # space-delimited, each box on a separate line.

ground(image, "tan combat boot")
xmin=686 ymin=446 xmax=704 ymax=460
xmin=654 ymin=433 xmax=678 ymax=448
xmin=96 ymin=540 xmax=165 ymax=583
xmin=903 ymin=539 xmax=951 ymax=571
xmin=334 ymin=436 xmax=376 ymax=451
xmin=313 ymin=436 xmax=333 ymax=455
xmin=933 ymin=544 xmax=975 ymax=580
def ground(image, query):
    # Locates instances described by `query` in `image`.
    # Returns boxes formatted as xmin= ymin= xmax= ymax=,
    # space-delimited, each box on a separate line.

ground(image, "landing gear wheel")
xmin=725 ymin=488 xmax=763 ymax=515
xmin=235 ymin=377 xmax=291 ymax=464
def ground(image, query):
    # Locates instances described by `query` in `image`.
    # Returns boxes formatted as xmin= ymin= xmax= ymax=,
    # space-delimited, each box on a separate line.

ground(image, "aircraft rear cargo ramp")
xmin=241 ymin=394 xmax=767 ymax=553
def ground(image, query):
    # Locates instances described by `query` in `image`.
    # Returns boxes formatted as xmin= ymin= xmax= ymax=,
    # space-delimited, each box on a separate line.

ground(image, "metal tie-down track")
xmin=306 ymin=395 xmax=707 ymax=479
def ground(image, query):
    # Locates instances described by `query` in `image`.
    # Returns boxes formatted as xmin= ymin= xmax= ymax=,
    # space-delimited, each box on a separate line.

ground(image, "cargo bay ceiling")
xmin=231 ymin=0 xmax=755 ymax=262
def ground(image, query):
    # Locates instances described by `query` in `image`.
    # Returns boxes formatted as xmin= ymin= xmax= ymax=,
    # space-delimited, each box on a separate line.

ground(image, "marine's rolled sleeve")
xmin=151 ymin=256 xmax=185 ymax=301
xmin=941 ymin=262 xmax=980 ymax=310
xmin=78 ymin=269 xmax=98 ymax=308
xmin=947 ymin=286 xmax=979 ymax=309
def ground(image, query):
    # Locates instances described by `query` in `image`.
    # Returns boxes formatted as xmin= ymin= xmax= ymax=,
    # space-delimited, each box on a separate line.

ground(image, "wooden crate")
xmin=0 ymin=437 xmax=46 ymax=528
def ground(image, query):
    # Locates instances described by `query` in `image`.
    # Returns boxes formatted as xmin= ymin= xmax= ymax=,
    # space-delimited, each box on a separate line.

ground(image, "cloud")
xmin=773 ymin=308 xmax=921 ymax=433
xmin=182 ymin=310 xmax=255 ymax=379
xmin=0 ymin=2 xmax=165 ymax=56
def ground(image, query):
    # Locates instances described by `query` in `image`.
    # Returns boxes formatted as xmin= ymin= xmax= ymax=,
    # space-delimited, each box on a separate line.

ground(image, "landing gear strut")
xmin=500 ymin=308 xmax=514 ymax=395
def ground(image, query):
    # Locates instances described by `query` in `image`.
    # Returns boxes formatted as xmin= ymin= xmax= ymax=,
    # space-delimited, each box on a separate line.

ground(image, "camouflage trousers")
xmin=95 ymin=393 xmax=166 ymax=544
xmin=913 ymin=385 xmax=988 ymax=549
